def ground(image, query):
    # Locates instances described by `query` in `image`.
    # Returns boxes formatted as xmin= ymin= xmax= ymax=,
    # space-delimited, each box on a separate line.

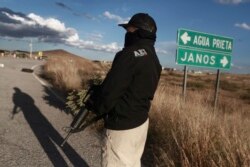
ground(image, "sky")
xmin=0 ymin=0 xmax=250 ymax=73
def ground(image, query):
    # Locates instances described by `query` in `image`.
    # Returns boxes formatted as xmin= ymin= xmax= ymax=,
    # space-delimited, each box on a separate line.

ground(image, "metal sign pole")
xmin=182 ymin=66 xmax=188 ymax=102
xmin=213 ymin=69 xmax=221 ymax=111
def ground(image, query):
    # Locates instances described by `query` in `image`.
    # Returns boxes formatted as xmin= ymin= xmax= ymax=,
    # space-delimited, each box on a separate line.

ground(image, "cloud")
xmin=0 ymin=7 xmax=120 ymax=53
xmin=155 ymin=41 xmax=177 ymax=56
xmin=86 ymin=32 xmax=104 ymax=41
xmin=231 ymin=63 xmax=243 ymax=69
xmin=70 ymin=40 xmax=121 ymax=53
xmin=0 ymin=8 xmax=173 ymax=55
xmin=216 ymin=0 xmax=250 ymax=4
xmin=0 ymin=8 xmax=76 ymax=42
xmin=55 ymin=2 xmax=72 ymax=11
xmin=71 ymin=12 xmax=97 ymax=21
xmin=103 ymin=11 xmax=129 ymax=24
xmin=231 ymin=63 xmax=250 ymax=74
xmin=235 ymin=22 xmax=250 ymax=30
xmin=0 ymin=7 xmax=32 ymax=24
xmin=55 ymin=2 xmax=97 ymax=21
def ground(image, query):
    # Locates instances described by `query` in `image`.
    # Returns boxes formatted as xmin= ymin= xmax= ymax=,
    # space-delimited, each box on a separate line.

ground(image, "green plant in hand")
xmin=66 ymin=74 xmax=103 ymax=115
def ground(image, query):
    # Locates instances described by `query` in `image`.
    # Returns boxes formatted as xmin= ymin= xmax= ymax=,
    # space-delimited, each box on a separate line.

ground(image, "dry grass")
xmin=41 ymin=55 xmax=103 ymax=91
xmin=147 ymin=83 xmax=250 ymax=167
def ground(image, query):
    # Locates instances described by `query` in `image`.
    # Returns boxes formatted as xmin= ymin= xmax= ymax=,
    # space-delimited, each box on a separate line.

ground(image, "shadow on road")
xmin=12 ymin=87 xmax=89 ymax=167
xmin=42 ymin=86 xmax=68 ymax=113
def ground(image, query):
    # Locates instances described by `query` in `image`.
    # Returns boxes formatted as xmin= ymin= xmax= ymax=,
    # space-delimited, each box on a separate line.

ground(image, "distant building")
xmin=14 ymin=50 xmax=29 ymax=58
xmin=102 ymin=60 xmax=112 ymax=64
xmin=192 ymin=70 xmax=203 ymax=74
xmin=0 ymin=50 xmax=4 ymax=57
xmin=162 ymin=67 xmax=175 ymax=71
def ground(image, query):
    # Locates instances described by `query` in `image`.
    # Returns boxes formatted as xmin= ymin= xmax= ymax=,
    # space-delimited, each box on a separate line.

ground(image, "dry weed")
xmin=148 ymin=84 xmax=250 ymax=167
xmin=42 ymin=56 xmax=101 ymax=91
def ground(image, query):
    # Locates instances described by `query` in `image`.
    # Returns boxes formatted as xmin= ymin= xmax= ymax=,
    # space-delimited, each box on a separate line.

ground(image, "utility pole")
xmin=29 ymin=39 xmax=32 ymax=59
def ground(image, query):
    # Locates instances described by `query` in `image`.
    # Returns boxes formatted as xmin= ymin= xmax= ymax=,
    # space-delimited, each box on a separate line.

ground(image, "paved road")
xmin=0 ymin=57 xmax=101 ymax=167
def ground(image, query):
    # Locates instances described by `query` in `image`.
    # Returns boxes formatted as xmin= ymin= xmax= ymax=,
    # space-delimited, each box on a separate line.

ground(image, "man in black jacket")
xmin=94 ymin=13 xmax=162 ymax=167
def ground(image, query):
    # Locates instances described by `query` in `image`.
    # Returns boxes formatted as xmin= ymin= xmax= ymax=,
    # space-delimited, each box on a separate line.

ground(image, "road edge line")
xmin=31 ymin=64 xmax=66 ymax=103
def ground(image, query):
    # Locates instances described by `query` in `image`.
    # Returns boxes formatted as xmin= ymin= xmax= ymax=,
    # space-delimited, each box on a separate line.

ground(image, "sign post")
xmin=182 ymin=66 xmax=188 ymax=102
xmin=213 ymin=69 xmax=221 ymax=111
xmin=176 ymin=29 xmax=233 ymax=109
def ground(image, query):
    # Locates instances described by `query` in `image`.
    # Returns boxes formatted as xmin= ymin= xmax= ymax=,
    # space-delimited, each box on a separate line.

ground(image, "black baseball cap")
xmin=118 ymin=13 xmax=157 ymax=33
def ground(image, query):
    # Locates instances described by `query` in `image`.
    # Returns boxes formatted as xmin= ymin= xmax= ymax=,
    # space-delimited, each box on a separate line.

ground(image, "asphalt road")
xmin=0 ymin=57 xmax=101 ymax=167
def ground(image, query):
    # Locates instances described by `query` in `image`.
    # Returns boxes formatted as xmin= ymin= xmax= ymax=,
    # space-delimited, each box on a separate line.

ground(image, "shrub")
xmin=65 ymin=75 xmax=103 ymax=115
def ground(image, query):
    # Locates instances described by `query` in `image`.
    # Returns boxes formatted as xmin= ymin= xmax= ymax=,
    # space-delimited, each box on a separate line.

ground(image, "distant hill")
xmin=1 ymin=48 xmax=111 ymax=73
xmin=39 ymin=49 xmax=84 ymax=58
xmin=39 ymin=49 xmax=111 ymax=76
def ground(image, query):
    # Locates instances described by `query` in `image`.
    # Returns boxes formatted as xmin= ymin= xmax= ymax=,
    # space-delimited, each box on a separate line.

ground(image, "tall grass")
xmin=148 ymin=84 xmax=250 ymax=167
xmin=42 ymin=56 xmax=101 ymax=91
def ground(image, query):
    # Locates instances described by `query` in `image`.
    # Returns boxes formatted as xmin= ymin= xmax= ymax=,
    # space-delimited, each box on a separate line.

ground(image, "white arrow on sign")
xmin=181 ymin=32 xmax=191 ymax=44
xmin=220 ymin=56 xmax=228 ymax=67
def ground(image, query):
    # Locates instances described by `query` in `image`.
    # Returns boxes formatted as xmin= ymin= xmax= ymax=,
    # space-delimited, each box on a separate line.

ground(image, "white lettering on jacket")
xmin=134 ymin=49 xmax=147 ymax=57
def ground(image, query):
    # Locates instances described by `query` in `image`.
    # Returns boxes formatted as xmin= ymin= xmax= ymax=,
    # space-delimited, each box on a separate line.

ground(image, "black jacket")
xmin=95 ymin=30 xmax=162 ymax=130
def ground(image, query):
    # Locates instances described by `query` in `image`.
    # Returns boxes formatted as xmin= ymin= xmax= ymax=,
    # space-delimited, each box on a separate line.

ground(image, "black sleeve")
xmin=95 ymin=50 xmax=135 ymax=115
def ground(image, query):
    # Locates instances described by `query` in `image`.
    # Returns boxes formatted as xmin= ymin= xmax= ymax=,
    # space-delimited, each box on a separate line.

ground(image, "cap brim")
xmin=118 ymin=23 xmax=129 ymax=29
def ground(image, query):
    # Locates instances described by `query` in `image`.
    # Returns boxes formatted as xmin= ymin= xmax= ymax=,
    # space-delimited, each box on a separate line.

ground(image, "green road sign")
xmin=177 ymin=47 xmax=231 ymax=69
xmin=176 ymin=29 xmax=233 ymax=69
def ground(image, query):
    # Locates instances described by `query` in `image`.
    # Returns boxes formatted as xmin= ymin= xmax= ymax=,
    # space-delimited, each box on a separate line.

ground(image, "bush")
xmin=65 ymin=75 xmax=103 ymax=115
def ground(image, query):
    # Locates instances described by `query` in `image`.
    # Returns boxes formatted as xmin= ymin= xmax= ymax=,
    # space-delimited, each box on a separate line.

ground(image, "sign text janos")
xmin=178 ymin=48 xmax=231 ymax=69
xmin=176 ymin=29 xmax=233 ymax=69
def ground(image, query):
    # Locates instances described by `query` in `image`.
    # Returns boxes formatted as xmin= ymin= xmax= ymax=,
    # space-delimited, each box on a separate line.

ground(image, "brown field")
xmin=41 ymin=50 xmax=250 ymax=167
